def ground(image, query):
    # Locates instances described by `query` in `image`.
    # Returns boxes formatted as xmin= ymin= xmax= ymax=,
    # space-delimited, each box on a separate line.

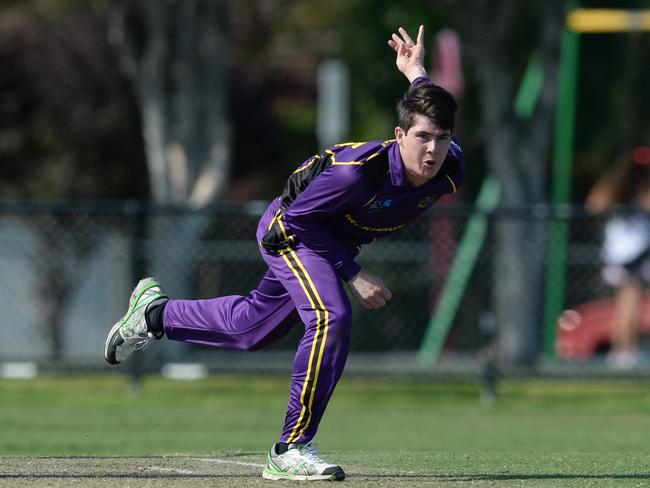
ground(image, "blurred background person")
xmin=586 ymin=146 xmax=650 ymax=369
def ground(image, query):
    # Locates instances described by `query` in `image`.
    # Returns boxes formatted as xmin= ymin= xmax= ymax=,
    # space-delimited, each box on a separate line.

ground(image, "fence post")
xmin=542 ymin=17 xmax=580 ymax=356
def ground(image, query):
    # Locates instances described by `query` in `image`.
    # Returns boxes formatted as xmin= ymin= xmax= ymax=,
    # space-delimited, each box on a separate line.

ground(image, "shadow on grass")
xmin=0 ymin=474 xmax=258 ymax=479
xmin=354 ymin=473 xmax=650 ymax=481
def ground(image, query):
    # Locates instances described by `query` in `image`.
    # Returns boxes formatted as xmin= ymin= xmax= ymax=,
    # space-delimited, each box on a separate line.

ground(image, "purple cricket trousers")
xmin=162 ymin=199 xmax=352 ymax=444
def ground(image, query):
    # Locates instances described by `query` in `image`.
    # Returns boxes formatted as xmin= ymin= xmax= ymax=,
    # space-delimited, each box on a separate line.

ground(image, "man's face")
xmin=395 ymin=114 xmax=452 ymax=188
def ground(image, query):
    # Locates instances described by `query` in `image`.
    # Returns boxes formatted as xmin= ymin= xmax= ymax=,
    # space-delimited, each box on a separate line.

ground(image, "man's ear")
xmin=395 ymin=126 xmax=404 ymax=144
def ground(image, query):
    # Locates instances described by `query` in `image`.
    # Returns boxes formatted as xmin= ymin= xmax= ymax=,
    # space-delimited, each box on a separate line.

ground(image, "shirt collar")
xmin=389 ymin=141 xmax=409 ymax=187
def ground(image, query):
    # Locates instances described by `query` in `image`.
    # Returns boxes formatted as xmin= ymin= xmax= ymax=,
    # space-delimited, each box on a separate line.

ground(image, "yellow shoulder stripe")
xmin=293 ymin=155 xmax=320 ymax=174
xmin=333 ymin=141 xmax=367 ymax=149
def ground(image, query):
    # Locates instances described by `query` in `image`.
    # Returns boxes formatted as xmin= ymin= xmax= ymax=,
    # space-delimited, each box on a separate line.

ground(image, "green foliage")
xmin=1 ymin=0 xmax=648 ymax=201
xmin=333 ymin=0 xmax=442 ymax=140
xmin=0 ymin=1 xmax=147 ymax=199
xmin=573 ymin=27 xmax=650 ymax=200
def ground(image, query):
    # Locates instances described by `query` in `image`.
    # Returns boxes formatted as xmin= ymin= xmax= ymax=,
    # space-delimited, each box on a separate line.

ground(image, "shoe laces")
xmin=132 ymin=332 xmax=155 ymax=351
xmin=297 ymin=443 xmax=329 ymax=466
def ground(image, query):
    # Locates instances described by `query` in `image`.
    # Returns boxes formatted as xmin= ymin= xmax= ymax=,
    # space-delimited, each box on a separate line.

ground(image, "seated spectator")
xmin=586 ymin=147 xmax=650 ymax=369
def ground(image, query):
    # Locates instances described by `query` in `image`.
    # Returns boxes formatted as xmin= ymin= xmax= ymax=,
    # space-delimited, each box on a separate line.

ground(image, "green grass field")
xmin=0 ymin=374 xmax=649 ymax=486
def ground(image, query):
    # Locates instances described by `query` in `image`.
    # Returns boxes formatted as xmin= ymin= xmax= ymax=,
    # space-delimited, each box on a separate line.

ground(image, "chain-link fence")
xmin=1 ymin=201 xmax=649 ymax=378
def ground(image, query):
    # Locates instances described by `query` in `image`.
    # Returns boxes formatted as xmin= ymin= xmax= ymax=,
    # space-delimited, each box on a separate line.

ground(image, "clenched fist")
xmin=348 ymin=270 xmax=393 ymax=310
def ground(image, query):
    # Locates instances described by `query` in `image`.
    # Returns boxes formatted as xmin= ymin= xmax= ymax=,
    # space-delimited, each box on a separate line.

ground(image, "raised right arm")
xmin=388 ymin=25 xmax=428 ymax=83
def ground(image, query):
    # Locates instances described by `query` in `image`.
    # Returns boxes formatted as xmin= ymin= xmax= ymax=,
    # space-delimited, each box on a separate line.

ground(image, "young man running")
xmin=104 ymin=25 xmax=463 ymax=481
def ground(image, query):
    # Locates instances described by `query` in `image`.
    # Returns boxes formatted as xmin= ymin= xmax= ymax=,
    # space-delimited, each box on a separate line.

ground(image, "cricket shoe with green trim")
xmin=104 ymin=277 xmax=168 ymax=365
xmin=262 ymin=442 xmax=345 ymax=481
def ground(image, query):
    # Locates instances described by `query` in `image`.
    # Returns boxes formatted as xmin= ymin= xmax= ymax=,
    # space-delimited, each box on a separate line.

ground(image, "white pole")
xmin=317 ymin=59 xmax=350 ymax=151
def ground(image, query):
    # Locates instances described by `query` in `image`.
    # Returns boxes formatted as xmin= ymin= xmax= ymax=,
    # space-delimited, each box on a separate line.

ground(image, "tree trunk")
xmin=108 ymin=0 xmax=231 ymax=205
xmin=108 ymin=0 xmax=231 ymax=315
xmin=460 ymin=0 xmax=563 ymax=364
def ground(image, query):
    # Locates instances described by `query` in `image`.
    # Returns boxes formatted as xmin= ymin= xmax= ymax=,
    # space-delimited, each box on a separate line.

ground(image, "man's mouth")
xmin=423 ymin=160 xmax=436 ymax=167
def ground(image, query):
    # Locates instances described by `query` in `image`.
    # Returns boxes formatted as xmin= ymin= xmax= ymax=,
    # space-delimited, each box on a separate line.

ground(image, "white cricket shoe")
xmin=262 ymin=442 xmax=345 ymax=481
xmin=104 ymin=277 xmax=168 ymax=365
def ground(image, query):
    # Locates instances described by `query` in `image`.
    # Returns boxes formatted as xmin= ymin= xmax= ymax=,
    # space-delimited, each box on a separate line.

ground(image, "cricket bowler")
xmin=104 ymin=25 xmax=463 ymax=481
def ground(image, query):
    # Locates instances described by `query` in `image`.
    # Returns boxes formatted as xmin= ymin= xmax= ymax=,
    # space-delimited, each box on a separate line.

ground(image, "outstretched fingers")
xmin=388 ymin=26 xmax=423 ymax=53
xmin=388 ymin=25 xmax=427 ymax=82
xmin=398 ymin=26 xmax=415 ymax=47
xmin=388 ymin=33 xmax=403 ymax=52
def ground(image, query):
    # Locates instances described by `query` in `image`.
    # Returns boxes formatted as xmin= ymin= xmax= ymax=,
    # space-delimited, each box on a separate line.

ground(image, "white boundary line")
xmin=191 ymin=457 xmax=265 ymax=468
xmin=142 ymin=457 xmax=265 ymax=478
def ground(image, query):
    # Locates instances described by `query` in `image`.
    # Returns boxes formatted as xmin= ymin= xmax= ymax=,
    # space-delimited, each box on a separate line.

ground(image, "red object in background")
xmin=555 ymin=293 xmax=650 ymax=359
xmin=429 ymin=29 xmax=464 ymax=349
xmin=431 ymin=29 xmax=464 ymax=99
xmin=633 ymin=146 xmax=650 ymax=166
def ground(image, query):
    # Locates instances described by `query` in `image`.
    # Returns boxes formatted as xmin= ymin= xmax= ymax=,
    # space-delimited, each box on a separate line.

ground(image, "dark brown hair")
xmin=397 ymin=82 xmax=457 ymax=132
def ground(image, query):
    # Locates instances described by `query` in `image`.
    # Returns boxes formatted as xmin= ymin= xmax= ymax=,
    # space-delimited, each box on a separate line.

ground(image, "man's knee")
xmin=322 ymin=304 xmax=352 ymax=342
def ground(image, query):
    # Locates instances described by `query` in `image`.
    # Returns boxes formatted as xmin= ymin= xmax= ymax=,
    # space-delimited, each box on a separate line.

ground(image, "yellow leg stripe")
xmin=279 ymin=248 xmax=329 ymax=443
xmin=277 ymin=218 xmax=290 ymax=241
xmin=279 ymin=250 xmax=320 ymax=441
xmin=287 ymin=249 xmax=330 ymax=420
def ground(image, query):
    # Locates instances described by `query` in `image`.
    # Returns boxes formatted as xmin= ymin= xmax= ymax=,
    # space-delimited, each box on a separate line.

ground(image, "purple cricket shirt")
xmin=261 ymin=78 xmax=464 ymax=282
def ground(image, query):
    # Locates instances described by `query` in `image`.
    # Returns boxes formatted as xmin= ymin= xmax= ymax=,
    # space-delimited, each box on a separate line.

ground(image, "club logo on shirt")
xmin=366 ymin=199 xmax=393 ymax=212
xmin=417 ymin=196 xmax=436 ymax=208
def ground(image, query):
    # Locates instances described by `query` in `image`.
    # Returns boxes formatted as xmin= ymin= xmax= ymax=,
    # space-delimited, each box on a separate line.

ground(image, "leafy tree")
xmin=0 ymin=1 xmax=146 ymax=199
